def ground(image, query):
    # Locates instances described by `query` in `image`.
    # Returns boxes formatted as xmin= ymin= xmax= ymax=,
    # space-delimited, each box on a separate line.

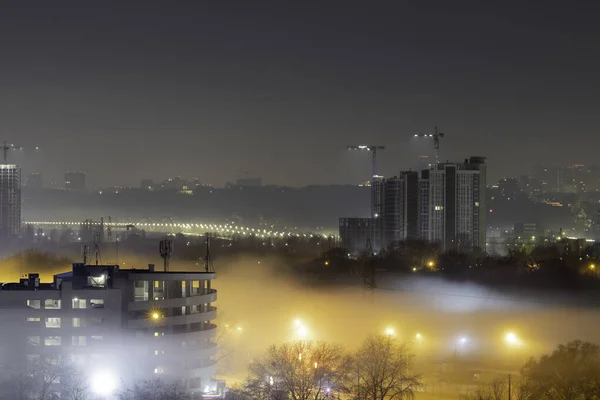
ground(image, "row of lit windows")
xmin=26 ymin=298 xmax=104 ymax=309
xmin=27 ymin=335 xmax=103 ymax=346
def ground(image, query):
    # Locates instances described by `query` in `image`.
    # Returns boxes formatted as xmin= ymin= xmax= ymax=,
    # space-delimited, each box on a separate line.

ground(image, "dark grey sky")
xmin=1 ymin=1 xmax=599 ymax=188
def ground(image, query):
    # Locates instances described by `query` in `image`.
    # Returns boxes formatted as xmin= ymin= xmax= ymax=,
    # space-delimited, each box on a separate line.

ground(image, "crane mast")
xmin=414 ymin=126 xmax=445 ymax=165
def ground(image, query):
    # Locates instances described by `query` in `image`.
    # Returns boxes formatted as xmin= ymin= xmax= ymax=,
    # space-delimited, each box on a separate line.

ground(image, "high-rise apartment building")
xmin=0 ymin=164 xmax=21 ymax=237
xmin=378 ymin=171 xmax=419 ymax=245
xmin=418 ymin=157 xmax=486 ymax=252
xmin=0 ymin=263 xmax=221 ymax=398
xmin=65 ymin=172 xmax=86 ymax=191
xmin=341 ymin=156 xmax=487 ymax=254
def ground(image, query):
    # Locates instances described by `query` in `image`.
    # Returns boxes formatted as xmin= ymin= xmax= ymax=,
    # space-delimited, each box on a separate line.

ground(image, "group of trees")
xmin=461 ymin=340 xmax=600 ymax=400
xmin=0 ymin=354 xmax=190 ymax=400
xmin=226 ymin=334 xmax=421 ymax=400
xmin=0 ymin=356 xmax=87 ymax=400
xmin=317 ymin=238 xmax=600 ymax=290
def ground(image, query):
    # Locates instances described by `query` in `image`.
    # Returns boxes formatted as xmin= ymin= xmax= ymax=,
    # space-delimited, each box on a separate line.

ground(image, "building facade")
xmin=64 ymin=172 xmax=86 ymax=191
xmin=339 ymin=156 xmax=487 ymax=253
xmin=0 ymin=164 xmax=21 ymax=237
xmin=339 ymin=217 xmax=374 ymax=252
xmin=418 ymin=157 xmax=486 ymax=252
xmin=26 ymin=172 xmax=43 ymax=189
xmin=379 ymin=171 xmax=419 ymax=246
xmin=0 ymin=263 xmax=220 ymax=398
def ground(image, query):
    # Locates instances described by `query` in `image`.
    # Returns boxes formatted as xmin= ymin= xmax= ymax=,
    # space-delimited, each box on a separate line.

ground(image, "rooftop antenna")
xmin=81 ymin=244 xmax=90 ymax=265
xmin=93 ymin=232 xmax=102 ymax=265
xmin=204 ymin=233 xmax=214 ymax=273
xmin=159 ymin=238 xmax=173 ymax=272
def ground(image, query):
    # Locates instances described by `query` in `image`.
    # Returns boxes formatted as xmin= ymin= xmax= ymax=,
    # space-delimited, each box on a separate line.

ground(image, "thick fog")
xmin=3 ymin=252 xmax=599 ymax=384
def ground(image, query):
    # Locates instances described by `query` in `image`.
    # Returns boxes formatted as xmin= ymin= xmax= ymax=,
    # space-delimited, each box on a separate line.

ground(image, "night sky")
xmin=1 ymin=1 xmax=599 ymax=188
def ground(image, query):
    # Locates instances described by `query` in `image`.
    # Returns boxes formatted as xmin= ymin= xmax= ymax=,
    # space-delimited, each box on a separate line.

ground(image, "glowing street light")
xmin=151 ymin=312 xmax=161 ymax=320
xmin=91 ymin=370 xmax=117 ymax=396
xmin=427 ymin=260 xmax=435 ymax=268
xmin=504 ymin=332 xmax=521 ymax=346
xmin=297 ymin=325 xmax=308 ymax=338
xmin=385 ymin=327 xmax=395 ymax=336
xmin=590 ymin=264 xmax=596 ymax=271
xmin=293 ymin=319 xmax=310 ymax=339
xmin=459 ymin=336 xmax=468 ymax=345
xmin=415 ymin=333 xmax=422 ymax=341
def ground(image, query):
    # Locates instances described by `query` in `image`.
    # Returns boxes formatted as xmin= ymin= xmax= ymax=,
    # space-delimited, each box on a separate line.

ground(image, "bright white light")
xmin=294 ymin=319 xmax=302 ymax=328
xmin=505 ymin=332 xmax=520 ymax=345
xmin=91 ymin=370 xmax=117 ymax=395
xmin=459 ymin=336 xmax=468 ymax=345
xmin=385 ymin=327 xmax=395 ymax=336
xmin=415 ymin=333 xmax=422 ymax=340
xmin=297 ymin=325 xmax=308 ymax=337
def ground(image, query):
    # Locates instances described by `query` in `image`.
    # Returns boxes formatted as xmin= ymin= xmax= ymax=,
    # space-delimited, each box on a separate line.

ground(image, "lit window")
xmin=26 ymin=300 xmax=41 ymax=309
xmin=44 ymin=300 xmax=61 ymax=310
xmin=72 ymin=299 xmax=86 ymax=309
xmin=154 ymin=332 xmax=159 ymax=337
xmin=44 ymin=336 xmax=61 ymax=346
xmin=72 ymin=336 xmax=86 ymax=346
xmin=45 ymin=318 xmax=61 ymax=328
xmin=28 ymin=336 xmax=41 ymax=346
xmin=475 ymin=202 xmax=479 ymax=206
xmin=90 ymin=299 xmax=104 ymax=309
xmin=154 ymin=350 xmax=159 ymax=355
xmin=27 ymin=317 xmax=40 ymax=323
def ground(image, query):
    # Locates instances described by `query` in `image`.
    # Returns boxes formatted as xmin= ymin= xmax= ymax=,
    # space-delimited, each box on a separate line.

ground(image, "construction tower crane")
xmin=414 ymin=126 xmax=445 ymax=165
xmin=0 ymin=141 xmax=39 ymax=163
xmin=1 ymin=141 xmax=17 ymax=163
xmin=347 ymin=145 xmax=385 ymax=186
xmin=347 ymin=145 xmax=385 ymax=246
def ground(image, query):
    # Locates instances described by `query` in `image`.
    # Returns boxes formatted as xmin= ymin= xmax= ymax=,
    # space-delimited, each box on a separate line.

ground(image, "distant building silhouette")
xmin=340 ymin=156 xmax=487 ymax=253
xmin=64 ymin=172 xmax=86 ymax=191
xmin=26 ymin=172 xmax=43 ymax=189
xmin=0 ymin=164 xmax=21 ymax=237
xmin=236 ymin=177 xmax=262 ymax=187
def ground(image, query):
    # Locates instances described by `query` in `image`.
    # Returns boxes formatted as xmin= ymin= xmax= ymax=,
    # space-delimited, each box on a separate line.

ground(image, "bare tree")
xmin=116 ymin=378 xmax=189 ymax=400
xmin=461 ymin=377 xmax=533 ymax=400
xmin=31 ymin=356 xmax=67 ymax=400
xmin=61 ymin=367 xmax=89 ymax=400
xmin=0 ymin=355 xmax=83 ymax=400
xmin=0 ymin=359 xmax=36 ymax=400
xmin=521 ymin=340 xmax=600 ymax=400
xmin=461 ymin=378 xmax=508 ymax=400
xmin=242 ymin=340 xmax=352 ymax=400
xmin=353 ymin=334 xmax=422 ymax=400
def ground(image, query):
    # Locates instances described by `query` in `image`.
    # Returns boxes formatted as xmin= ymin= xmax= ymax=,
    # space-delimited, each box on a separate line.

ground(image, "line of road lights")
xmin=385 ymin=326 xmax=523 ymax=347
xmin=26 ymin=221 xmax=333 ymax=240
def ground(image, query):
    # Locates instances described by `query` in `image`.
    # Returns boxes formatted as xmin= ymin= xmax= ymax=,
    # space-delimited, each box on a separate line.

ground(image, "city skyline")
xmin=1 ymin=1 xmax=599 ymax=187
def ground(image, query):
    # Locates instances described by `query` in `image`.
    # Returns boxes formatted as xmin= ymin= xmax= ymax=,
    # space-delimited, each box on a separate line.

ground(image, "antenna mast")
xmin=81 ymin=244 xmax=90 ymax=265
xmin=93 ymin=232 xmax=102 ymax=265
xmin=204 ymin=233 xmax=214 ymax=273
xmin=159 ymin=238 xmax=173 ymax=272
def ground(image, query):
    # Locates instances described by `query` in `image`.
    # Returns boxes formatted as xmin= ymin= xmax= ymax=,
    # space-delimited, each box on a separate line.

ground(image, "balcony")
xmin=128 ymin=289 xmax=216 ymax=312
xmin=127 ymin=309 xmax=217 ymax=330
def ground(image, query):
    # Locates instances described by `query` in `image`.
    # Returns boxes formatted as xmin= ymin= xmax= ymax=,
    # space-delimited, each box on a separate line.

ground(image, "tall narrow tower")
xmin=0 ymin=164 xmax=21 ymax=237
